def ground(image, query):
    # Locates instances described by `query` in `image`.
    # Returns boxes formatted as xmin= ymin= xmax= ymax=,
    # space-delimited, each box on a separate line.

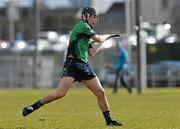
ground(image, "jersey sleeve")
xmin=82 ymin=24 xmax=95 ymax=37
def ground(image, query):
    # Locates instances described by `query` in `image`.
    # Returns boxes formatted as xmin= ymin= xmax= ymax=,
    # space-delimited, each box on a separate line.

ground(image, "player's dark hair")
xmin=81 ymin=7 xmax=97 ymax=19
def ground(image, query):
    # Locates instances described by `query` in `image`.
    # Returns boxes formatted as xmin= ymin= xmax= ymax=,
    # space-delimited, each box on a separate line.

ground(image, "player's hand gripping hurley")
xmin=90 ymin=33 xmax=122 ymax=44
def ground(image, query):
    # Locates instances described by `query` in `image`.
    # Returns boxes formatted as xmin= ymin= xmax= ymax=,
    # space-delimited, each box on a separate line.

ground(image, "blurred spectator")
xmin=113 ymin=41 xmax=132 ymax=93
xmin=15 ymin=32 xmax=23 ymax=41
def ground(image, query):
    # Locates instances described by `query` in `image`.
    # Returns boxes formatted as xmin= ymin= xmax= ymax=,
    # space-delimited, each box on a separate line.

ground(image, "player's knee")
xmin=54 ymin=91 xmax=66 ymax=99
xmin=95 ymin=89 xmax=105 ymax=98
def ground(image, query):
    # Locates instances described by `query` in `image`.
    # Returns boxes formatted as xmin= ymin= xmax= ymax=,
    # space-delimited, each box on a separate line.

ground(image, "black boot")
xmin=106 ymin=120 xmax=123 ymax=126
xmin=22 ymin=100 xmax=43 ymax=117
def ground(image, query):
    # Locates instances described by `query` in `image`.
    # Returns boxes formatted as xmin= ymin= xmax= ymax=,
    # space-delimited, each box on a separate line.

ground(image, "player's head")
xmin=81 ymin=7 xmax=99 ymax=28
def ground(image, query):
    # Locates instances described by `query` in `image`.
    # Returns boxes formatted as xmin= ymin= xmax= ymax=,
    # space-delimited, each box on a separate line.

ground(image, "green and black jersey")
xmin=67 ymin=20 xmax=95 ymax=63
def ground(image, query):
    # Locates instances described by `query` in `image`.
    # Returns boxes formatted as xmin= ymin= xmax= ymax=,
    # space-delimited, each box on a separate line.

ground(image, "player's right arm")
xmin=91 ymin=34 xmax=110 ymax=43
xmin=88 ymin=34 xmax=110 ymax=56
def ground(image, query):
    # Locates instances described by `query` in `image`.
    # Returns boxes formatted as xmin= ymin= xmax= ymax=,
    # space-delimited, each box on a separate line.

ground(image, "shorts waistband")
xmin=67 ymin=57 xmax=86 ymax=63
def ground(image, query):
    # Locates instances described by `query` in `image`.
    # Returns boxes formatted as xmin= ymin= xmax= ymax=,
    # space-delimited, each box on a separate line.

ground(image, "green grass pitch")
xmin=0 ymin=87 xmax=180 ymax=129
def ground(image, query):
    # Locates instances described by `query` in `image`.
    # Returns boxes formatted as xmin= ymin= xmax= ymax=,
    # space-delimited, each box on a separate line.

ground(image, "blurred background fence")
xmin=0 ymin=0 xmax=180 ymax=89
xmin=0 ymin=51 xmax=64 ymax=88
xmin=1 ymin=42 xmax=180 ymax=88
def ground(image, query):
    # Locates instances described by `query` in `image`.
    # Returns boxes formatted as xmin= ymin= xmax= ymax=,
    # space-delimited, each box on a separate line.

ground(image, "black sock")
xmin=32 ymin=100 xmax=44 ymax=110
xmin=103 ymin=111 xmax=112 ymax=123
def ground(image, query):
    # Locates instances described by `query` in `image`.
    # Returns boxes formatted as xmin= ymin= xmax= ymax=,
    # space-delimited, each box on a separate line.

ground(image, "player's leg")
xmin=41 ymin=76 xmax=75 ymax=104
xmin=22 ymin=76 xmax=74 ymax=116
xmin=82 ymin=77 xmax=123 ymax=126
xmin=83 ymin=76 xmax=109 ymax=111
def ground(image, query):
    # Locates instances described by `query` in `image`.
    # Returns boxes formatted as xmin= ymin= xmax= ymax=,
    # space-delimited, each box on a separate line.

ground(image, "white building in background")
xmin=91 ymin=0 xmax=125 ymax=14
xmin=91 ymin=0 xmax=176 ymax=25
xmin=0 ymin=0 xmax=176 ymax=25
xmin=140 ymin=0 xmax=174 ymax=23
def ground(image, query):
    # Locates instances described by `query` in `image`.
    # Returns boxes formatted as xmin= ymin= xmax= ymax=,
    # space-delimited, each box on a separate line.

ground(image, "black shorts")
xmin=62 ymin=58 xmax=96 ymax=82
